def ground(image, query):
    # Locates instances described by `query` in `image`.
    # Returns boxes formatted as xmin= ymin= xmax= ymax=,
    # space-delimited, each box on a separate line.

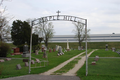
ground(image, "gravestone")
xmin=6 ymin=58 xmax=11 ymax=61
xmin=55 ymin=45 xmax=58 ymax=51
xmin=91 ymin=61 xmax=96 ymax=65
xmin=81 ymin=46 xmax=83 ymax=50
xmin=56 ymin=45 xmax=59 ymax=51
xmin=105 ymin=44 xmax=108 ymax=51
xmin=43 ymin=48 xmax=47 ymax=58
xmin=49 ymin=49 xmax=52 ymax=53
xmin=42 ymin=45 xmax=45 ymax=52
xmin=31 ymin=60 xmax=35 ymax=64
xmin=78 ymin=46 xmax=80 ymax=50
xmin=25 ymin=62 xmax=28 ymax=67
xmin=0 ymin=59 xmax=5 ymax=62
xmin=16 ymin=64 xmax=22 ymax=70
xmin=112 ymin=47 xmax=115 ymax=52
xmin=36 ymin=59 xmax=41 ymax=63
xmin=35 ymin=50 xmax=38 ymax=55
xmin=53 ymin=48 xmax=55 ymax=52
xmin=94 ymin=56 xmax=99 ymax=61
xmin=23 ymin=59 xmax=28 ymax=62
xmin=67 ymin=39 xmax=69 ymax=51
xmin=13 ymin=48 xmax=20 ymax=53
xmin=22 ymin=44 xmax=30 ymax=57
xmin=64 ymin=50 xmax=67 ymax=52
xmin=57 ymin=53 xmax=60 ymax=56
xmin=12 ymin=48 xmax=21 ymax=55
xmin=58 ymin=46 xmax=64 ymax=55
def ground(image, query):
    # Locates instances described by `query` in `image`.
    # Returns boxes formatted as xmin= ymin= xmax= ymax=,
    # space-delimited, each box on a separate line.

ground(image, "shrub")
xmin=0 ymin=42 xmax=10 ymax=57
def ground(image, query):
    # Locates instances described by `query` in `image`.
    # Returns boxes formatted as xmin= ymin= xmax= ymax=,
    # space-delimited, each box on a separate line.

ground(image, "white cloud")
xmin=2 ymin=0 xmax=120 ymax=34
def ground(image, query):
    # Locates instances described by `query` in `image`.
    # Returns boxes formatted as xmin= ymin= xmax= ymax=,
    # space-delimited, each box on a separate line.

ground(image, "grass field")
xmin=77 ymin=49 xmax=120 ymax=80
xmin=1 ymin=42 xmax=120 ymax=79
xmin=0 ymin=49 xmax=85 ymax=79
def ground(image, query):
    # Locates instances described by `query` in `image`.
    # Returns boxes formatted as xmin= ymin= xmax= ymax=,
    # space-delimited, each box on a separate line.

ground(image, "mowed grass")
xmin=0 ymin=49 xmax=85 ymax=78
xmin=77 ymin=49 xmax=120 ymax=80
xmin=53 ymin=57 xmax=81 ymax=75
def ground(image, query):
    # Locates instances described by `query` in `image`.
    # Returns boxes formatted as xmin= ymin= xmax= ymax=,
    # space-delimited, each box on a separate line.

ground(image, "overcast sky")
xmin=2 ymin=0 xmax=120 ymax=35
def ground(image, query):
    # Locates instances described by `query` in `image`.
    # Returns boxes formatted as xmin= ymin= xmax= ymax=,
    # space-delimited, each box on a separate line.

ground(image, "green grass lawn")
xmin=53 ymin=57 xmax=81 ymax=75
xmin=77 ymin=49 xmax=120 ymax=80
xmin=0 ymin=49 xmax=85 ymax=79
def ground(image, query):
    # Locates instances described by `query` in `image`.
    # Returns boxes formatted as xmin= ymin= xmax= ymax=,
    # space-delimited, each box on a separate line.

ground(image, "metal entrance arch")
xmin=29 ymin=11 xmax=88 ymax=76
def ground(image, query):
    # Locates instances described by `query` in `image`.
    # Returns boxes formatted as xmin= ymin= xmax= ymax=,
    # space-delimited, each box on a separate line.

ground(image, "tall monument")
xmin=67 ymin=39 xmax=69 ymax=51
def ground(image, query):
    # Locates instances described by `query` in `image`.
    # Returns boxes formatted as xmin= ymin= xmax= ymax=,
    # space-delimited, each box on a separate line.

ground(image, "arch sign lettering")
xmin=29 ymin=11 xmax=88 ymax=76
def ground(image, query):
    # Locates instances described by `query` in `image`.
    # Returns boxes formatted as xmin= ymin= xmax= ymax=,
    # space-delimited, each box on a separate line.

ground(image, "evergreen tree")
xmin=11 ymin=20 xmax=31 ymax=52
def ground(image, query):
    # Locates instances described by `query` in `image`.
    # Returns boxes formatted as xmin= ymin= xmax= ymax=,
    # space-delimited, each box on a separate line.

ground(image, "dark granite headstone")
xmin=22 ymin=45 xmax=30 ymax=57
xmin=91 ymin=61 xmax=96 ymax=65
xmin=49 ymin=49 xmax=52 ymax=53
xmin=105 ymin=44 xmax=108 ymax=51
xmin=23 ymin=59 xmax=28 ymax=62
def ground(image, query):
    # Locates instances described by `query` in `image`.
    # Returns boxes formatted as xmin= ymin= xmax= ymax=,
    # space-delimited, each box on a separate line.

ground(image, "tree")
xmin=34 ymin=22 xmax=54 ymax=48
xmin=0 ymin=0 xmax=13 ymax=42
xmin=11 ymin=20 xmax=31 ymax=52
xmin=0 ymin=17 xmax=10 ymax=41
xmin=41 ymin=22 xmax=54 ymax=48
xmin=73 ymin=21 xmax=90 ymax=48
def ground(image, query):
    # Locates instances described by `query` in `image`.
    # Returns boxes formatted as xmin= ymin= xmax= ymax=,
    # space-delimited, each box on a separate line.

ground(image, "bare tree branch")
xmin=73 ymin=21 xmax=90 ymax=47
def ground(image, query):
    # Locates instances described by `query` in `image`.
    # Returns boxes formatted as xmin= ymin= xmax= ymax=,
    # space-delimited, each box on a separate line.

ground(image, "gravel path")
xmin=40 ymin=52 xmax=85 ymax=75
xmin=62 ymin=49 xmax=97 ymax=76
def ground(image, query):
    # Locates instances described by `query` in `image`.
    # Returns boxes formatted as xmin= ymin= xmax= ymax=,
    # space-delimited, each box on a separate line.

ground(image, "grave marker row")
xmin=0 ymin=58 xmax=11 ymax=62
xmin=91 ymin=56 xmax=99 ymax=65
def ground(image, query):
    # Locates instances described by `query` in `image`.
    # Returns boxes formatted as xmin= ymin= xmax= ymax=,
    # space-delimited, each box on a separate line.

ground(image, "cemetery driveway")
xmin=0 ymin=75 xmax=80 ymax=80
xmin=40 ymin=52 xmax=85 ymax=75
xmin=62 ymin=49 xmax=97 ymax=76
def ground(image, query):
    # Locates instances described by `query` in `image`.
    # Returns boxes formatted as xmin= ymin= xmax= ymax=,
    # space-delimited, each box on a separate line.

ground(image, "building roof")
xmin=49 ymin=34 xmax=120 ymax=42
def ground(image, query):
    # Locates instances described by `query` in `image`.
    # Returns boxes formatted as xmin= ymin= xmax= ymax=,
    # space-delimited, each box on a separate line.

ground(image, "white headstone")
xmin=67 ymin=39 xmax=69 ymax=50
